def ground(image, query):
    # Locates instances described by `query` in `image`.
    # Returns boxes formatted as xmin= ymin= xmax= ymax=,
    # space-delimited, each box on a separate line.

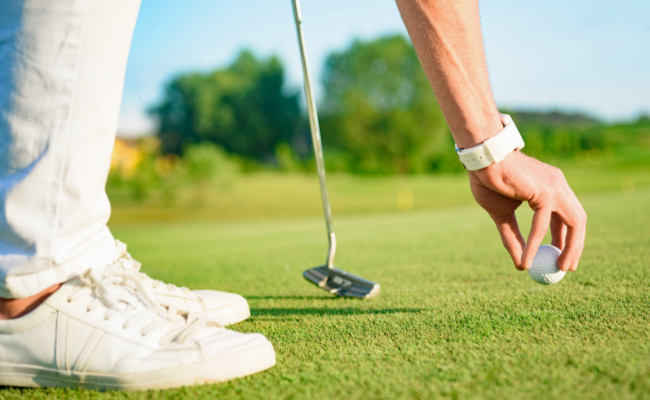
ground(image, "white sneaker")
xmin=113 ymin=241 xmax=250 ymax=326
xmin=0 ymin=267 xmax=275 ymax=390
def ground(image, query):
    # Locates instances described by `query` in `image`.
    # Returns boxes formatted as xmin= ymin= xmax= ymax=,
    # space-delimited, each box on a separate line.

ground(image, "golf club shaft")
xmin=292 ymin=0 xmax=337 ymax=268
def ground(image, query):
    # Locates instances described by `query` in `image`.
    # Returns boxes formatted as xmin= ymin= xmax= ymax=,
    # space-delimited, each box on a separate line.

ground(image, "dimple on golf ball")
xmin=528 ymin=245 xmax=565 ymax=285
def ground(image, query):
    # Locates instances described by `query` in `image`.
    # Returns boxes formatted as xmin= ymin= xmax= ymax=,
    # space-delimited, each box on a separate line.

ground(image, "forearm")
xmin=395 ymin=0 xmax=502 ymax=148
xmin=397 ymin=0 xmax=587 ymax=272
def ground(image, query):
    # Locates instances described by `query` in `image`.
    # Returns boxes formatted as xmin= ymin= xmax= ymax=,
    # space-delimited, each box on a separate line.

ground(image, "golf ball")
xmin=528 ymin=245 xmax=566 ymax=285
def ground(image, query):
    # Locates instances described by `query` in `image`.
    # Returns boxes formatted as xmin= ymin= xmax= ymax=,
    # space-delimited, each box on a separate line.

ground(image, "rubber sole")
xmin=0 ymin=339 xmax=275 ymax=391
xmin=197 ymin=297 xmax=251 ymax=326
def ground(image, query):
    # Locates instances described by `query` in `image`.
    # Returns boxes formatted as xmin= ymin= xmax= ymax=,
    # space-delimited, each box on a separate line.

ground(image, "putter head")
xmin=303 ymin=266 xmax=380 ymax=298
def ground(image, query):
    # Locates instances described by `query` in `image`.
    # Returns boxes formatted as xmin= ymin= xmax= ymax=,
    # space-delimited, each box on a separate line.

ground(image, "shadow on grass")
xmin=251 ymin=307 xmax=423 ymax=318
xmin=245 ymin=295 xmax=339 ymax=300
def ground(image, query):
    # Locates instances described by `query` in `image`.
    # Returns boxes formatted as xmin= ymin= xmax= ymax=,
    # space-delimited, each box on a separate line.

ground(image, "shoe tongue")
xmin=111 ymin=283 xmax=149 ymax=312
xmin=116 ymin=257 xmax=142 ymax=273
xmin=93 ymin=267 xmax=160 ymax=314
xmin=106 ymin=276 xmax=194 ymax=333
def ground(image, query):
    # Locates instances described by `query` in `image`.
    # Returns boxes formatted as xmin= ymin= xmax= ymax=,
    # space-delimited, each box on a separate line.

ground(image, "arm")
xmin=395 ymin=0 xmax=587 ymax=271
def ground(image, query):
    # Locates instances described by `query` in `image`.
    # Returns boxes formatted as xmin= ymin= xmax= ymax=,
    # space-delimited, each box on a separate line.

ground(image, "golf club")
xmin=291 ymin=0 xmax=380 ymax=298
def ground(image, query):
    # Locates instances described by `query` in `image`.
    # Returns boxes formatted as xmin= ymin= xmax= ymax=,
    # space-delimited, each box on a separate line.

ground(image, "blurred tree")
xmin=502 ymin=109 xmax=607 ymax=160
xmin=274 ymin=143 xmax=302 ymax=172
xmin=182 ymin=142 xmax=239 ymax=184
xmin=319 ymin=35 xmax=451 ymax=174
xmin=149 ymin=50 xmax=302 ymax=162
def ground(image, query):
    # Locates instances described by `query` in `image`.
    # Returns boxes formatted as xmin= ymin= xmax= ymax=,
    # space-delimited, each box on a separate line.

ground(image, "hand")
xmin=468 ymin=151 xmax=587 ymax=271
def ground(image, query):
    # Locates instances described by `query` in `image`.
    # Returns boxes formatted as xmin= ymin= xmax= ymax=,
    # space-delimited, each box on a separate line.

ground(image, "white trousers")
xmin=0 ymin=0 xmax=141 ymax=298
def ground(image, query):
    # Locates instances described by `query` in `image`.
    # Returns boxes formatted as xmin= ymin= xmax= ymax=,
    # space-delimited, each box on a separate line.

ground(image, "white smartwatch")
xmin=455 ymin=113 xmax=525 ymax=171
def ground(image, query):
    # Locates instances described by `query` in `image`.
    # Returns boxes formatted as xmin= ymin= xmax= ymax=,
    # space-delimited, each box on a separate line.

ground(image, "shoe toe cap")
xmin=197 ymin=330 xmax=270 ymax=359
xmin=193 ymin=290 xmax=246 ymax=310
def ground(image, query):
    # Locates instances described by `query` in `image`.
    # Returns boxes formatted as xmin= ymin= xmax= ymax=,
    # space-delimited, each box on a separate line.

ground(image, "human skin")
xmin=0 ymin=283 xmax=61 ymax=320
xmin=395 ymin=0 xmax=587 ymax=271
xmin=0 ymin=0 xmax=587 ymax=319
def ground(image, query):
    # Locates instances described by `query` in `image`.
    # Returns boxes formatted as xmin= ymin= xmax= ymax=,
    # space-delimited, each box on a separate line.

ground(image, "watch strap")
xmin=455 ymin=114 xmax=524 ymax=171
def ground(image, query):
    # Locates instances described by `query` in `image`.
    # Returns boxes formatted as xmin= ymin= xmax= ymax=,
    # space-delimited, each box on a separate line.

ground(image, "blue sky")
xmin=118 ymin=0 xmax=650 ymax=135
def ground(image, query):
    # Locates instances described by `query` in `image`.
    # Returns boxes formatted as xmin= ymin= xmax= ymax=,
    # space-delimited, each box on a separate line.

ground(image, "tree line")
xmin=148 ymin=34 xmax=650 ymax=175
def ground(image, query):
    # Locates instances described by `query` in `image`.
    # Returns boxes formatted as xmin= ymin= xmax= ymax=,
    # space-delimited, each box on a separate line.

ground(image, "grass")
xmin=2 ymin=171 xmax=649 ymax=399
xmin=106 ymin=163 xmax=650 ymax=224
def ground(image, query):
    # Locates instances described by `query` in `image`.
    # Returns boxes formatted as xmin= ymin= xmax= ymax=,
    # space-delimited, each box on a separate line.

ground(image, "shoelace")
xmin=68 ymin=267 xmax=220 ymax=346
xmin=114 ymin=240 xmax=191 ymax=294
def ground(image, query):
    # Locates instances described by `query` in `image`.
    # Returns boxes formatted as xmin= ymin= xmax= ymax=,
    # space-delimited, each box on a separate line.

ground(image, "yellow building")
xmin=110 ymin=137 xmax=143 ymax=178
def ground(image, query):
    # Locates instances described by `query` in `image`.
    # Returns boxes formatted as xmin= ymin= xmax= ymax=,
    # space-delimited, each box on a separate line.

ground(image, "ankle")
xmin=0 ymin=283 xmax=62 ymax=320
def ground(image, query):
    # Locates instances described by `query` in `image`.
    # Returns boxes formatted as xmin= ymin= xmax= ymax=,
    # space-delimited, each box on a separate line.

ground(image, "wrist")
xmin=454 ymin=114 xmax=525 ymax=171
xmin=452 ymin=111 xmax=503 ymax=149
xmin=469 ymin=148 xmax=523 ymax=177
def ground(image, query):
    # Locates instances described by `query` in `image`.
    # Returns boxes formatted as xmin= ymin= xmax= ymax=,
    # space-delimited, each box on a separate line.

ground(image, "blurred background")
xmin=108 ymin=0 xmax=650 ymax=225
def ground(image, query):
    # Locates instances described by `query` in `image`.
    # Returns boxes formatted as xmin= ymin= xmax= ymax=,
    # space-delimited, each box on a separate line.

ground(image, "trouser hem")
xmin=0 ymin=232 xmax=118 ymax=299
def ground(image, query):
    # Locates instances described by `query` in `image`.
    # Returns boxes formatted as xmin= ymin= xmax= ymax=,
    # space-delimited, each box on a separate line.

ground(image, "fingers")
xmin=470 ymin=153 xmax=587 ymax=273
xmin=491 ymin=213 xmax=526 ymax=270
xmin=550 ymin=212 xmax=566 ymax=250
xmin=557 ymin=206 xmax=587 ymax=271
xmin=521 ymin=208 xmax=552 ymax=270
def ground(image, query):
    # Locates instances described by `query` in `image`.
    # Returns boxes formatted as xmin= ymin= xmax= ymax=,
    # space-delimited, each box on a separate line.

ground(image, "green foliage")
xmin=145 ymin=39 xmax=649 ymax=175
xmin=182 ymin=143 xmax=240 ymax=208
xmin=107 ymin=139 xmax=173 ymax=204
xmin=274 ymin=143 xmax=303 ymax=172
xmin=504 ymin=110 xmax=605 ymax=160
xmin=183 ymin=142 xmax=239 ymax=183
xmin=504 ymin=111 xmax=650 ymax=164
xmin=129 ymin=154 xmax=159 ymax=202
xmin=149 ymin=50 xmax=302 ymax=161
xmin=107 ymin=140 xmax=241 ymax=205
xmin=319 ymin=35 xmax=450 ymax=174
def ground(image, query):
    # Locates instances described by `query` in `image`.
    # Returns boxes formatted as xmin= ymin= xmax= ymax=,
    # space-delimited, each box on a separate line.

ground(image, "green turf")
xmin=3 ymin=184 xmax=649 ymax=399
xmin=107 ymin=164 xmax=650 ymax=224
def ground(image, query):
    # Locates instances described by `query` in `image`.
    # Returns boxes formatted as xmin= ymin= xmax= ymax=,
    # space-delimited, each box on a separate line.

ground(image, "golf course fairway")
xmin=4 ymin=187 xmax=649 ymax=399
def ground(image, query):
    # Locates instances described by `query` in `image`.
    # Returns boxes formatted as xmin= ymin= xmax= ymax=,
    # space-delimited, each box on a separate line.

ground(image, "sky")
xmin=118 ymin=0 xmax=650 ymax=135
